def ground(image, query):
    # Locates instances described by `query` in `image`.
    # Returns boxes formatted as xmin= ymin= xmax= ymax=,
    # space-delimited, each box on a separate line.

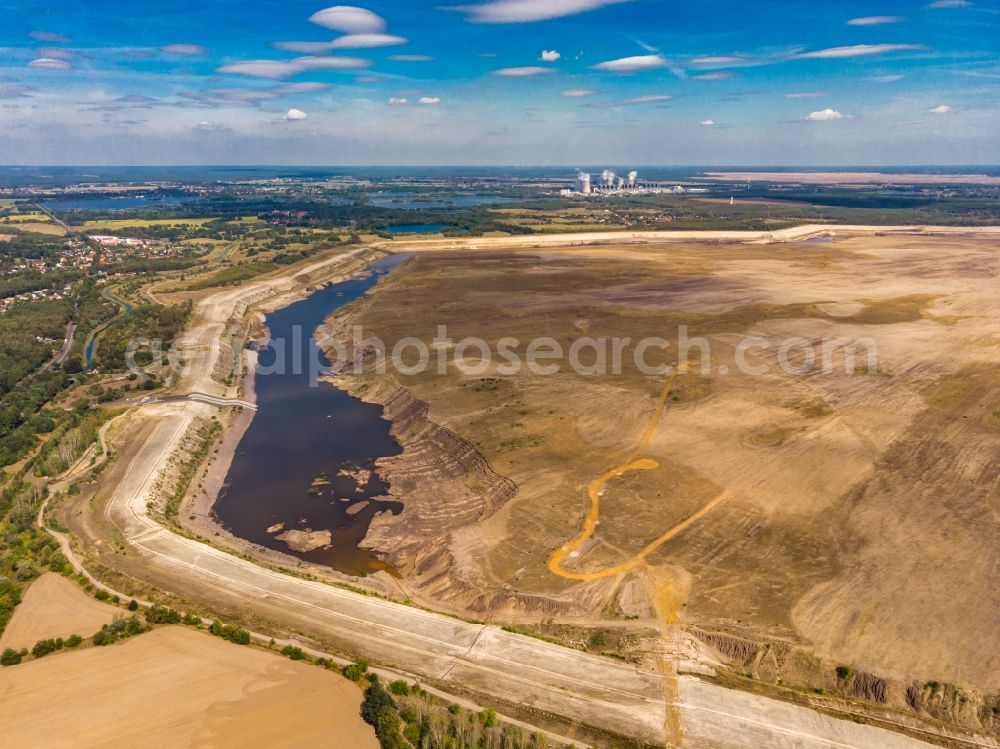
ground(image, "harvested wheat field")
xmin=0 ymin=626 xmax=378 ymax=749
xmin=0 ymin=573 xmax=118 ymax=651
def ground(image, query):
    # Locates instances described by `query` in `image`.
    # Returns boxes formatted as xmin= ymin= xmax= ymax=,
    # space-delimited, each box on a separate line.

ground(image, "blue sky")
xmin=1 ymin=0 xmax=998 ymax=165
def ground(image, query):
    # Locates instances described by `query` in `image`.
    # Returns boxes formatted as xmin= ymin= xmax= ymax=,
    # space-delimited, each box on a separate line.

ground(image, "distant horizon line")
xmin=1 ymin=164 xmax=999 ymax=170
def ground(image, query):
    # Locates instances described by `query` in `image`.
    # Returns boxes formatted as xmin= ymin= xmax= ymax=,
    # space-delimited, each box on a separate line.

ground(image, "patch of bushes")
xmin=281 ymin=645 xmax=308 ymax=661
xmin=1 ymin=647 xmax=25 ymax=666
xmin=185 ymin=262 xmax=278 ymax=291
xmin=164 ymin=421 xmax=222 ymax=522
xmin=93 ymin=615 xmax=145 ymax=646
xmin=362 ymin=683 xmax=548 ymax=749
xmin=342 ymin=657 xmax=370 ymax=681
xmin=0 ymin=580 xmax=22 ymax=640
xmin=31 ymin=637 xmax=64 ymax=658
xmin=588 ymin=630 xmax=607 ymax=649
xmin=145 ymin=604 xmax=182 ymax=625
xmin=388 ymin=680 xmax=411 ymax=696
xmin=362 ymin=679 xmax=407 ymax=749
xmin=209 ymin=620 xmax=251 ymax=645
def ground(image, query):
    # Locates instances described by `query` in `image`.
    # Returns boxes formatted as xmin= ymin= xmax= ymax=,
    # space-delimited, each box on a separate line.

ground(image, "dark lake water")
xmin=213 ymin=255 xmax=406 ymax=576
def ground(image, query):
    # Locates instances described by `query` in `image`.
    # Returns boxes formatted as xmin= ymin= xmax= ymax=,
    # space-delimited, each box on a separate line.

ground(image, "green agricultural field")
xmin=80 ymin=218 xmax=215 ymax=231
xmin=10 ymin=223 xmax=66 ymax=236
xmin=0 ymin=212 xmax=51 ymax=223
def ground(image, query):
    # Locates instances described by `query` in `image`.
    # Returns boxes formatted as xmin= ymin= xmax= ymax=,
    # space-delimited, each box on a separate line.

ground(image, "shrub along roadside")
xmin=345 ymin=664 xmax=549 ymax=749
xmin=209 ymin=620 xmax=251 ymax=646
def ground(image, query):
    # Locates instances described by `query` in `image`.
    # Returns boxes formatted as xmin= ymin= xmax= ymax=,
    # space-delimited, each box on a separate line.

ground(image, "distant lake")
xmin=385 ymin=223 xmax=451 ymax=235
xmin=367 ymin=191 xmax=520 ymax=209
xmin=45 ymin=195 xmax=196 ymax=211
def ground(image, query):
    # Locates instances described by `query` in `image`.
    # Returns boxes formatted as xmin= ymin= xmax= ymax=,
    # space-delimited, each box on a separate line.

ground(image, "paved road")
xmin=133 ymin=392 xmax=257 ymax=411
xmin=51 ymin=321 xmax=76 ymax=367
xmin=14 ymin=319 xmax=76 ymax=386
xmin=34 ymin=202 xmax=71 ymax=233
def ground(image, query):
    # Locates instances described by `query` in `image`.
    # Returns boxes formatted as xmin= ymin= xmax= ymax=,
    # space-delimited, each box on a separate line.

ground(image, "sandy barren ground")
xmin=380 ymin=224 xmax=1000 ymax=254
xmin=0 ymin=573 xmax=118 ymax=651
xmin=0 ymin=626 xmax=378 ymax=749
xmin=339 ymin=229 xmax=999 ymax=716
xmin=57 ymin=227 xmax=1000 ymax=748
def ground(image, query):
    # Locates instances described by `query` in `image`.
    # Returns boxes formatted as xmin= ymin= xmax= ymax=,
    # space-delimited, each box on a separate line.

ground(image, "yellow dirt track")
xmin=547 ymin=369 xmax=730 ymax=582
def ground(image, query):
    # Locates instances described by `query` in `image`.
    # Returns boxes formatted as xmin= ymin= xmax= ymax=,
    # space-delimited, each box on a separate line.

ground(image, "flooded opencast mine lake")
xmin=214 ymin=255 xmax=406 ymax=576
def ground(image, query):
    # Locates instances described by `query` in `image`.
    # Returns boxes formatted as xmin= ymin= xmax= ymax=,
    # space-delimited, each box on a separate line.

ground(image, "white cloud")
xmin=28 ymin=58 xmax=72 ymax=71
xmin=184 ymin=88 xmax=275 ymax=106
xmin=0 ymin=83 xmax=36 ymax=99
xmin=930 ymin=104 xmax=956 ymax=113
xmin=592 ymin=54 xmax=668 ymax=73
xmin=388 ymin=97 xmax=408 ymax=105
xmin=847 ymin=16 xmax=903 ymax=25
xmin=797 ymin=44 xmax=925 ymax=59
xmin=418 ymin=97 xmax=441 ymax=105
xmin=294 ymin=56 xmax=371 ymax=71
xmin=561 ymin=88 xmax=597 ymax=96
xmin=161 ymin=44 xmax=208 ymax=55
xmin=330 ymin=33 xmax=407 ymax=48
xmin=806 ymin=108 xmax=846 ymax=121
xmin=217 ymin=56 xmax=370 ymax=79
xmin=786 ymin=92 xmax=825 ymax=98
xmin=187 ymin=82 xmax=330 ymax=107
xmin=493 ymin=66 xmax=553 ymax=76
xmin=216 ymin=60 xmax=301 ymax=79
xmin=701 ymin=119 xmax=715 ymax=126
xmin=688 ymin=55 xmax=750 ymax=66
xmin=693 ymin=72 xmax=734 ymax=80
xmin=608 ymin=94 xmax=672 ymax=106
xmin=285 ymin=108 xmax=308 ymax=120
xmin=112 ymin=95 xmax=159 ymax=107
xmin=388 ymin=54 xmax=434 ymax=62
xmin=869 ymin=74 xmax=905 ymax=83
xmin=37 ymin=47 xmax=76 ymax=60
xmin=309 ymin=6 xmax=387 ymax=33
xmin=277 ymin=34 xmax=401 ymax=53
xmin=926 ymin=0 xmax=971 ymax=7
xmin=30 ymin=31 xmax=71 ymax=43
xmin=273 ymin=41 xmax=336 ymax=54
xmin=541 ymin=50 xmax=561 ymax=62
xmin=455 ymin=0 xmax=631 ymax=24
xmin=273 ymin=82 xmax=331 ymax=94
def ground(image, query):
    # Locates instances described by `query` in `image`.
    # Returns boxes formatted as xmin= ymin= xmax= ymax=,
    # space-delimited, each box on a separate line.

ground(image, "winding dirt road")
xmin=548 ymin=368 xmax=731 ymax=583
